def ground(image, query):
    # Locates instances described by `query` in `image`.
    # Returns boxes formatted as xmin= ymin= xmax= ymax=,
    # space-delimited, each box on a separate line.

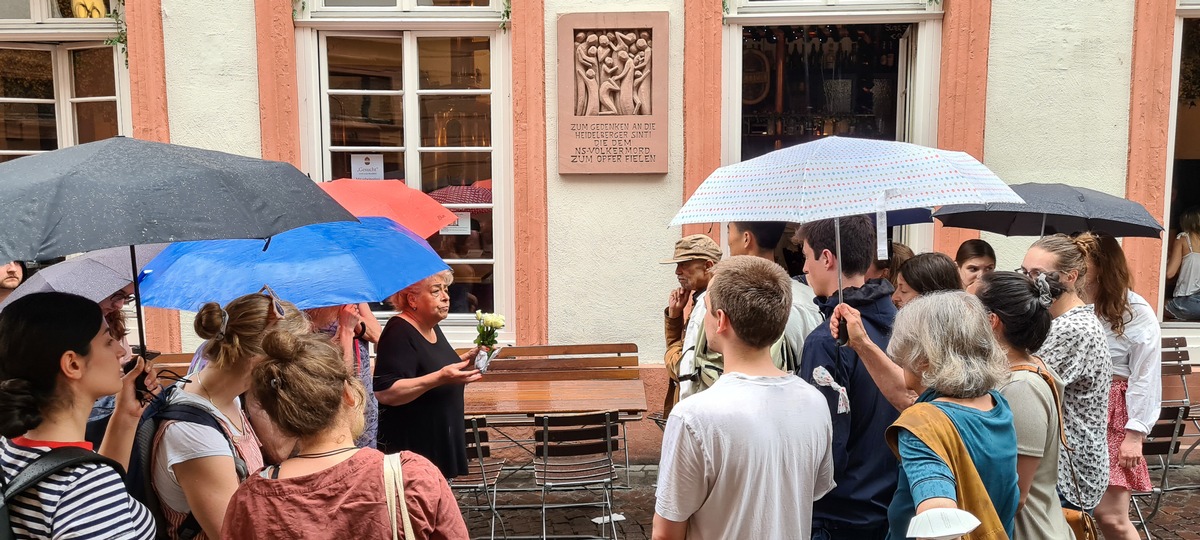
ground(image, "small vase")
xmin=474 ymin=349 xmax=493 ymax=372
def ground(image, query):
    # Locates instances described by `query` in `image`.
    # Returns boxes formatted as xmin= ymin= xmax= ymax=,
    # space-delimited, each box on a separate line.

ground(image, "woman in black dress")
xmin=373 ymin=270 xmax=482 ymax=478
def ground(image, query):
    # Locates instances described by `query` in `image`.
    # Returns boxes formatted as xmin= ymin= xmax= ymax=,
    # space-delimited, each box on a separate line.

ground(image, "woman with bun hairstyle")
xmin=152 ymin=288 xmax=310 ymax=539
xmin=0 ymin=292 xmax=156 ymax=539
xmin=1021 ymin=234 xmax=1112 ymax=511
xmin=891 ymin=252 xmax=964 ymax=309
xmin=222 ymin=331 xmax=469 ymax=539
xmin=976 ymin=272 xmax=1072 ymax=540
xmin=1074 ymin=232 xmax=1161 ymax=540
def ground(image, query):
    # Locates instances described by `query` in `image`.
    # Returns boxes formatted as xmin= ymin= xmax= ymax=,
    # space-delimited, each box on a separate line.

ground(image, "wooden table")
xmin=464 ymin=379 xmax=647 ymax=416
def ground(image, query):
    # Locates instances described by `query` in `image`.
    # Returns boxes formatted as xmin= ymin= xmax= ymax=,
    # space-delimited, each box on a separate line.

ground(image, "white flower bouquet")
xmin=473 ymin=310 xmax=505 ymax=372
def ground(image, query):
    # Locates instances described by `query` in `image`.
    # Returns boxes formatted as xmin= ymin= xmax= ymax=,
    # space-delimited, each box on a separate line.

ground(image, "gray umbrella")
xmin=0 ymin=136 xmax=356 ymax=262
xmin=0 ymin=136 xmax=356 ymax=356
xmin=932 ymin=183 xmax=1164 ymax=238
xmin=0 ymin=244 xmax=166 ymax=310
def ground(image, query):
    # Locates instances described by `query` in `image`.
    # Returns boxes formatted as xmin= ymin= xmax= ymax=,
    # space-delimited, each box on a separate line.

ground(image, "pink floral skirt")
xmin=1107 ymin=378 xmax=1153 ymax=491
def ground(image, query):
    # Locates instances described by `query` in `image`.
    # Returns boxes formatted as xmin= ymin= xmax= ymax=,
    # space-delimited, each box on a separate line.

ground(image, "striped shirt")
xmin=1 ymin=437 xmax=155 ymax=540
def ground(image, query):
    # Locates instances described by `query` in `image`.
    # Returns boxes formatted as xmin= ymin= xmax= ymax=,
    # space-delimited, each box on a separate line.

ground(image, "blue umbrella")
xmin=139 ymin=217 xmax=448 ymax=310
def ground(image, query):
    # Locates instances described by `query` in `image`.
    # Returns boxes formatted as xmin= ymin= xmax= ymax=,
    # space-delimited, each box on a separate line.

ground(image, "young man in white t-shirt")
xmin=653 ymin=256 xmax=835 ymax=540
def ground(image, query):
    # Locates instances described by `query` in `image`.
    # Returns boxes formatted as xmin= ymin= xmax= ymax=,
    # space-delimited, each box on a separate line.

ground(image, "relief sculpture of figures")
xmin=574 ymin=28 xmax=652 ymax=116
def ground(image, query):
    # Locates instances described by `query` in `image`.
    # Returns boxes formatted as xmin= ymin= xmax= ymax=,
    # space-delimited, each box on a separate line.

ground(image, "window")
xmin=318 ymin=31 xmax=503 ymax=321
xmin=0 ymin=0 xmax=124 ymax=163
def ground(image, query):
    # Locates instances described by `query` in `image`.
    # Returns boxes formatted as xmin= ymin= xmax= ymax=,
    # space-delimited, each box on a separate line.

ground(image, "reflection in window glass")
xmin=53 ymin=0 xmax=111 ymax=18
xmin=419 ymin=95 xmax=491 ymax=147
xmin=330 ymin=95 xmax=404 ymax=147
xmin=431 ymin=208 xmax=493 ymax=260
xmin=0 ymin=1 xmax=31 ymax=19
xmin=446 ymin=263 xmax=493 ymax=314
xmin=0 ymin=103 xmax=58 ymax=153
xmin=0 ymin=49 xmax=54 ymax=99
xmin=330 ymin=151 xmax=405 ymax=180
xmin=323 ymin=0 xmax=397 ymax=6
xmin=418 ymin=37 xmax=490 ymax=89
xmin=327 ymin=37 xmax=403 ymax=91
xmin=74 ymin=101 xmax=118 ymax=144
xmin=420 ymin=152 xmax=491 ymax=193
xmin=72 ymin=48 xmax=117 ymax=98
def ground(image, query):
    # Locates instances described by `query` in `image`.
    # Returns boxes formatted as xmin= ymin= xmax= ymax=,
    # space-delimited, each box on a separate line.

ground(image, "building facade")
xmin=0 ymin=0 xmax=1189 ymax=371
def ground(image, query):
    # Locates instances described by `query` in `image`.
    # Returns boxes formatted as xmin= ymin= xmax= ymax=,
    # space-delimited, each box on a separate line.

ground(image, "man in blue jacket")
xmin=795 ymin=215 xmax=898 ymax=540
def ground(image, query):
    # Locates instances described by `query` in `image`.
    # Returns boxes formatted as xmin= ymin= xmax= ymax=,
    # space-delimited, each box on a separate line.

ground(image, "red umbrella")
xmin=427 ymin=184 xmax=492 ymax=214
xmin=320 ymin=179 xmax=458 ymax=238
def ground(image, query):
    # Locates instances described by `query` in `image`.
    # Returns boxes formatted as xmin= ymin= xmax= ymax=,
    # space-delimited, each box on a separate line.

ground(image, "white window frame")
xmin=733 ymin=0 xmax=936 ymax=16
xmin=300 ymin=22 xmax=515 ymax=346
xmin=0 ymin=41 xmax=129 ymax=161
xmin=721 ymin=9 xmax=942 ymax=253
xmin=302 ymin=0 xmax=500 ymax=19
xmin=0 ymin=0 xmax=122 ymax=37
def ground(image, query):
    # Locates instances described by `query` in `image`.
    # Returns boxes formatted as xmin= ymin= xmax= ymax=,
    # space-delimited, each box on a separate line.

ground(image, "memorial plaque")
xmin=557 ymin=12 xmax=669 ymax=174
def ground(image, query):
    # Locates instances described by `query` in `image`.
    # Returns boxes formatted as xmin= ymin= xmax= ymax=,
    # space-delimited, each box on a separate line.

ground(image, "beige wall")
xmin=543 ymin=1 xmax=687 ymax=364
xmin=980 ymin=0 xmax=1136 ymax=266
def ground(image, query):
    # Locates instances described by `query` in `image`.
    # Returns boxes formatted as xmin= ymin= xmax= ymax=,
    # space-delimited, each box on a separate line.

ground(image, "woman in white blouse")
xmin=1076 ymin=232 xmax=1161 ymax=540
xmin=1021 ymin=234 xmax=1113 ymax=511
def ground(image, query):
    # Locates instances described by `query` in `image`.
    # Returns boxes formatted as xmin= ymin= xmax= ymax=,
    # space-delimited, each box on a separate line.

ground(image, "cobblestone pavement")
xmin=461 ymin=464 xmax=1200 ymax=539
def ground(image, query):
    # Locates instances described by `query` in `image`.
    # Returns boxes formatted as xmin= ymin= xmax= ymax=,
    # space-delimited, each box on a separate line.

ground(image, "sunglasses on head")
xmin=257 ymin=285 xmax=286 ymax=319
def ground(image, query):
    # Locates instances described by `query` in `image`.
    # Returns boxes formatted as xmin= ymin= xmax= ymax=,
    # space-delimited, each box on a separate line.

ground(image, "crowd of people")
xmin=0 ymin=271 xmax=479 ymax=538
xmin=656 ymin=216 xmax=1163 ymax=540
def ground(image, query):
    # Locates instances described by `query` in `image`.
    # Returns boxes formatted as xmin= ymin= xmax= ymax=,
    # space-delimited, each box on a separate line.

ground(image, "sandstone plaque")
xmin=557 ymin=12 xmax=669 ymax=174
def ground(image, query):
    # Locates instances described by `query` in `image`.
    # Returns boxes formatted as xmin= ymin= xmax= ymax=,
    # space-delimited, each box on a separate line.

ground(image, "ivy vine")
xmin=104 ymin=0 xmax=128 ymax=66
xmin=499 ymin=0 xmax=511 ymax=32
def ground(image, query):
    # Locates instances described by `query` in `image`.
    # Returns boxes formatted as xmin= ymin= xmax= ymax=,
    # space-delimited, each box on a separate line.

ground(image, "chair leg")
xmin=1132 ymin=494 xmax=1154 ymax=540
xmin=541 ymin=483 xmax=549 ymax=540
xmin=605 ymin=484 xmax=618 ymax=540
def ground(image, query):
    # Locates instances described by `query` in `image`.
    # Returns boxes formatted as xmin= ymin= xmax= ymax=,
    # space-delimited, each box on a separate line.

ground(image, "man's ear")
xmin=714 ymin=309 xmax=730 ymax=334
xmin=821 ymin=249 xmax=836 ymax=271
xmin=60 ymin=350 xmax=84 ymax=382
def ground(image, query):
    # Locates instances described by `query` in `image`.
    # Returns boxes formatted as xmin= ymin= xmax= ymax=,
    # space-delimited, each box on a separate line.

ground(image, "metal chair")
xmin=533 ymin=411 xmax=620 ymax=540
xmin=1131 ymin=404 xmax=1191 ymax=539
xmin=451 ymin=416 xmax=507 ymax=539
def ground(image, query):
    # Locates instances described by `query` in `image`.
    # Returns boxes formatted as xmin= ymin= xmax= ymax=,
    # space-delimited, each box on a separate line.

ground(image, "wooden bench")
xmin=478 ymin=343 xmax=640 ymax=382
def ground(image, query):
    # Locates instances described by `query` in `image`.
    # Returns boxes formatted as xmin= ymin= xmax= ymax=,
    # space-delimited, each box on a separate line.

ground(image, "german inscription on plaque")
xmin=558 ymin=12 xmax=668 ymax=174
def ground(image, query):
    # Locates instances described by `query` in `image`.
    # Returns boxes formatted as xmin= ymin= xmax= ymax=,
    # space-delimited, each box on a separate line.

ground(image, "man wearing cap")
xmin=662 ymin=234 xmax=722 ymax=410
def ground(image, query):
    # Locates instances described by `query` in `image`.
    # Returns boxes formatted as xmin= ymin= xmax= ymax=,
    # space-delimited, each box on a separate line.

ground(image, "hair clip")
xmin=1034 ymin=273 xmax=1054 ymax=308
xmin=215 ymin=308 xmax=229 ymax=341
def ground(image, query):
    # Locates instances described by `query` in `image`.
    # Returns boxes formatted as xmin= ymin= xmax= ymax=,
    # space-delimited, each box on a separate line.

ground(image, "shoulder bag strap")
xmin=1010 ymin=364 xmax=1088 ymax=506
xmin=384 ymin=453 xmax=416 ymax=540
xmin=3 ymin=447 xmax=124 ymax=502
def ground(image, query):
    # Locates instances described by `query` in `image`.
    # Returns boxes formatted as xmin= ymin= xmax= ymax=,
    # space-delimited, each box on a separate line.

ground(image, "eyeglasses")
xmin=106 ymin=292 xmax=135 ymax=304
xmin=257 ymin=285 xmax=286 ymax=320
xmin=1015 ymin=267 xmax=1058 ymax=281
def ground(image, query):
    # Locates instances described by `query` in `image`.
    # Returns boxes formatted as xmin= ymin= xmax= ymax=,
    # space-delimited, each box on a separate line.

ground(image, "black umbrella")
xmin=932 ymin=182 xmax=1163 ymax=238
xmin=0 ymin=136 xmax=356 ymax=362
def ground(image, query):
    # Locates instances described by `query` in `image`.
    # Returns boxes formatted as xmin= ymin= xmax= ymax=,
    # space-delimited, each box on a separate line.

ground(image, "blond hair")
xmin=250 ymin=330 xmax=365 ymax=438
xmin=706 ymin=256 xmax=792 ymax=348
xmin=387 ymin=270 xmax=454 ymax=313
xmin=888 ymin=291 xmax=1007 ymax=399
xmin=1030 ymin=233 xmax=1092 ymax=294
xmin=194 ymin=293 xmax=311 ymax=370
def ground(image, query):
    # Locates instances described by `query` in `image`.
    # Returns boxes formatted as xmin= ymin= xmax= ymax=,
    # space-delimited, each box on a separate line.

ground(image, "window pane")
xmin=327 ymin=37 xmax=403 ymax=91
xmin=416 ymin=0 xmax=489 ymax=5
xmin=418 ymin=37 xmax=490 ymax=89
xmin=419 ymin=95 xmax=490 ymax=147
xmin=329 ymin=151 xmax=404 ymax=180
xmin=74 ymin=101 xmax=118 ymax=144
xmin=323 ymin=0 xmax=396 ymax=6
xmin=0 ymin=103 xmax=58 ymax=153
xmin=431 ymin=208 xmax=493 ymax=260
xmin=71 ymin=48 xmax=117 ymax=98
xmin=0 ymin=49 xmax=54 ymax=99
xmin=0 ymin=1 xmax=31 ymax=18
xmin=420 ymin=152 xmax=491 ymax=192
xmin=53 ymin=0 xmax=111 ymax=17
xmin=329 ymin=94 xmax=403 ymax=147
xmin=444 ymin=263 xmax=493 ymax=314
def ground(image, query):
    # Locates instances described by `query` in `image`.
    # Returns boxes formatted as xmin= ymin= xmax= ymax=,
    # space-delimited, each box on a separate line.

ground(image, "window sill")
xmin=0 ymin=19 xmax=118 ymax=41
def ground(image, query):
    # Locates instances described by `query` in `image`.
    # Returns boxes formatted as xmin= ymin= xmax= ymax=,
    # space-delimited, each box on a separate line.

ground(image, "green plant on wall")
xmin=104 ymin=0 xmax=128 ymax=66
xmin=293 ymin=0 xmax=307 ymax=19
xmin=500 ymin=0 xmax=511 ymax=32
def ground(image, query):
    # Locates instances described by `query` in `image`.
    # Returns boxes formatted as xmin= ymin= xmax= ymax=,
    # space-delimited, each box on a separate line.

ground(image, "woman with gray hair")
xmin=883 ymin=291 xmax=1019 ymax=540
xmin=373 ymin=270 xmax=483 ymax=478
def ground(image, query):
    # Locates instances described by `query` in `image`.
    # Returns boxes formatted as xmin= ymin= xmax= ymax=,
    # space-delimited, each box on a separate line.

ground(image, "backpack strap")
xmin=3 ymin=446 xmax=124 ymax=502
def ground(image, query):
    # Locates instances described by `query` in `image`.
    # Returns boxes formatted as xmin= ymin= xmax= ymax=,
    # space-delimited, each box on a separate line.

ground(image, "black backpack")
xmin=115 ymin=385 xmax=249 ymax=540
xmin=0 ymin=446 xmax=125 ymax=540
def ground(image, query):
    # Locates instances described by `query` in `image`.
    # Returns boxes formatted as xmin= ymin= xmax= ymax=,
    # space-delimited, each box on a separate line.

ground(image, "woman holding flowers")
xmin=374 ymin=270 xmax=484 ymax=478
